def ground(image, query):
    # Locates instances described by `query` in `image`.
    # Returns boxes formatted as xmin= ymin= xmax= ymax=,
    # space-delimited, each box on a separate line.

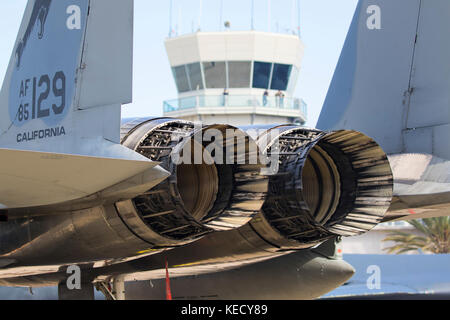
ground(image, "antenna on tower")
xmin=220 ymin=0 xmax=224 ymax=31
xmin=177 ymin=5 xmax=182 ymax=36
xmin=198 ymin=0 xmax=203 ymax=31
xmin=291 ymin=0 xmax=295 ymax=34
xmin=251 ymin=0 xmax=255 ymax=30
xmin=169 ymin=0 xmax=173 ymax=37
xmin=298 ymin=0 xmax=302 ymax=38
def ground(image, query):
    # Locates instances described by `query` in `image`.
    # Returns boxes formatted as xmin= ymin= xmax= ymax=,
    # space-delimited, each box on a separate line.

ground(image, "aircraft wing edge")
xmin=0 ymin=147 xmax=168 ymax=208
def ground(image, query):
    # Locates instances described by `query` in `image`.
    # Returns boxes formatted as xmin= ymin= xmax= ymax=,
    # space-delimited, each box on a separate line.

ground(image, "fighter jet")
xmin=0 ymin=0 xmax=447 ymax=300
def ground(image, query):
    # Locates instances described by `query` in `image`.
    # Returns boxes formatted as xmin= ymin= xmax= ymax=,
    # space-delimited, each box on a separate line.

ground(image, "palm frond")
xmin=383 ymin=217 xmax=450 ymax=254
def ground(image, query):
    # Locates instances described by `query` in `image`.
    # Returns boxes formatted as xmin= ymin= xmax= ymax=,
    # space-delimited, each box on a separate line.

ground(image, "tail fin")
xmin=317 ymin=0 xmax=450 ymax=160
xmin=0 ymin=0 xmax=137 ymax=159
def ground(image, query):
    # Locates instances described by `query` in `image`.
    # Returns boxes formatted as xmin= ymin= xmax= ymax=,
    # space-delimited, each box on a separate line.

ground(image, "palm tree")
xmin=383 ymin=217 xmax=450 ymax=254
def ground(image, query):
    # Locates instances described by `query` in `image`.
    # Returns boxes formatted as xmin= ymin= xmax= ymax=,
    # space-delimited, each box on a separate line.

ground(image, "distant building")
xmin=163 ymin=31 xmax=307 ymax=126
xmin=342 ymin=221 xmax=424 ymax=255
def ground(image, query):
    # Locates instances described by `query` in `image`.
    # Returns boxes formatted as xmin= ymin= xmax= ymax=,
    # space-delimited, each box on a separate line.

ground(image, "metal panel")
xmin=403 ymin=127 xmax=433 ymax=154
xmin=406 ymin=0 xmax=450 ymax=130
xmin=0 ymin=148 xmax=159 ymax=208
xmin=434 ymin=124 xmax=450 ymax=160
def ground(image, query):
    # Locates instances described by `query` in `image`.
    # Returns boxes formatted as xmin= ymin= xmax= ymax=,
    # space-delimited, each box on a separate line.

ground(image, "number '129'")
xmin=18 ymin=71 xmax=66 ymax=122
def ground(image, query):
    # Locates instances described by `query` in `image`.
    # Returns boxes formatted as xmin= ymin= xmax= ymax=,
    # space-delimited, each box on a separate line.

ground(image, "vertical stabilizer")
xmin=0 ymin=0 xmax=139 ymax=160
xmin=317 ymin=0 xmax=450 ymax=160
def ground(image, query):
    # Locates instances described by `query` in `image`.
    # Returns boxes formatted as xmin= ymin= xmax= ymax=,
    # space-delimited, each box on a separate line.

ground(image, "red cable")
xmin=165 ymin=258 xmax=172 ymax=300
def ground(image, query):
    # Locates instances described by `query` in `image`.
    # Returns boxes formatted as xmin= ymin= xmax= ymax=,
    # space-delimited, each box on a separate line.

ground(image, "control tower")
xmin=163 ymin=31 xmax=307 ymax=126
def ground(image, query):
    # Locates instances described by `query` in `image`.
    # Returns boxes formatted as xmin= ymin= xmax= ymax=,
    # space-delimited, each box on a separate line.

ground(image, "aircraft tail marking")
xmin=0 ymin=0 xmax=135 ymax=159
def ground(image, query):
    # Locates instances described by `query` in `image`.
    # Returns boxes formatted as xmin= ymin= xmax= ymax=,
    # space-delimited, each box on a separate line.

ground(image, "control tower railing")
xmin=163 ymin=95 xmax=307 ymax=117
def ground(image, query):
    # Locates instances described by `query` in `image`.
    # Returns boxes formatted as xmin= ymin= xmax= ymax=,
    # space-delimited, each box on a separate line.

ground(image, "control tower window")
xmin=203 ymin=62 xmax=227 ymax=89
xmin=287 ymin=66 xmax=299 ymax=93
xmin=252 ymin=61 xmax=272 ymax=89
xmin=187 ymin=62 xmax=204 ymax=91
xmin=270 ymin=63 xmax=292 ymax=91
xmin=172 ymin=65 xmax=190 ymax=93
xmin=228 ymin=61 xmax=251 ymax=88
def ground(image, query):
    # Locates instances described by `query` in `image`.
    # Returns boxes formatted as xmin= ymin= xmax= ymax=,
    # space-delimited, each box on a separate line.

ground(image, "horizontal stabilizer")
xmin=389 ymin=154 xmax=450 ymax=198
xmin=0 ymin=148 xmax=163 ymax=208
xmin=384 ymin=153 xmax=450 ymax=221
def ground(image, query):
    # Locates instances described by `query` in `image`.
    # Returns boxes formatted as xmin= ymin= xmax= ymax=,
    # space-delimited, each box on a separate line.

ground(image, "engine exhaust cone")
xmin=248 ymin=126 xmax=393 ymax=250
xmin=118 ymin=118 xmax=268 ymax=246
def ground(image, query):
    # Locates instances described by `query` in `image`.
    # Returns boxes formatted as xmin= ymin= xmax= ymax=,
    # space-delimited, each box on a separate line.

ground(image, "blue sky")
xmin=0 ymin=0 xmax=358 ymax=127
